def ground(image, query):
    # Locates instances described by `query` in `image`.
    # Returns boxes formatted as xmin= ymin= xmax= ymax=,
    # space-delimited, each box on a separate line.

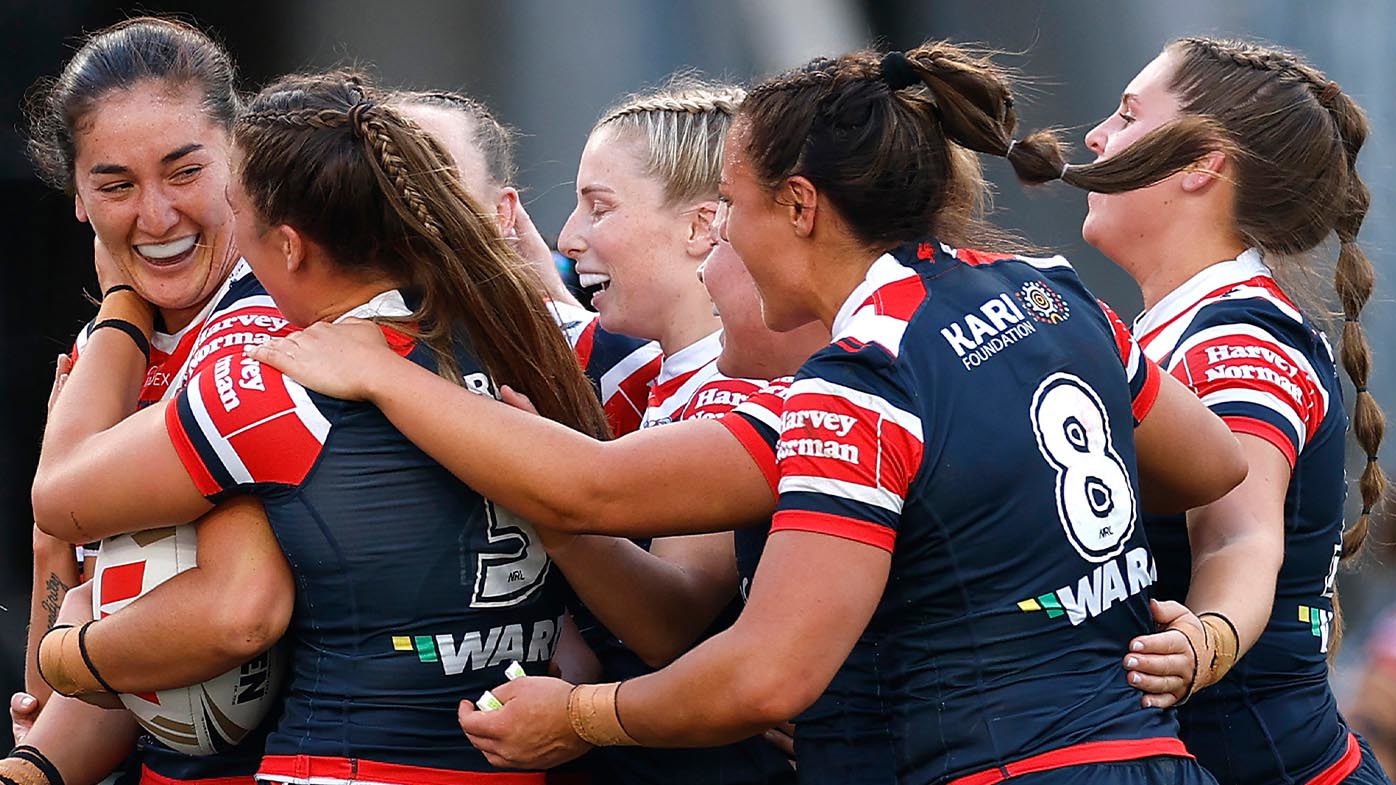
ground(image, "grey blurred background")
xmin=3 ymin=0 xmax=1392 ymax=724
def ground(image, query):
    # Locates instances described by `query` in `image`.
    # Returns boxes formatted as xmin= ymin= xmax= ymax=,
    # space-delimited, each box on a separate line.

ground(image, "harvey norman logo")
xmin=940 ymin=293 xmax=1038 ymax=370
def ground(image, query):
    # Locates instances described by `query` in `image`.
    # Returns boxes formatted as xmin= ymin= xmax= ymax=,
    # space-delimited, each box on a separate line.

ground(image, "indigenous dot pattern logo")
xmin=1017 ymin=281 xmax=1070 ymax=325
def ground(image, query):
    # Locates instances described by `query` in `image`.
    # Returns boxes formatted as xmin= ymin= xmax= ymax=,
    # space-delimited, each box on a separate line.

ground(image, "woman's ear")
xmin=785 ymin=176 xmax=819 ymax=238
xmin=684 ymin=200 xmax=719 ymax=258
xmin=495 ymin=186 xmax=521 ymax=238
xmin=277 ymin=224 xmax=307 ymax=273
xmin=1181 ymin=151 xmax=1227 ymax=193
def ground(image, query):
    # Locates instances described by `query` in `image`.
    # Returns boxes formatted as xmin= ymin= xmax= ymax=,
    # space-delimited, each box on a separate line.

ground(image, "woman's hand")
xmin=9 ymin=692 xmax=39 ymax=745
xmin=245 ymin=318 xmax=393 ymax=401
xmin=458 ymin=675 xmax=591 ymax=770
xmin=1123 ymin=599 xmax=1211 ymax=708
xmin=93 ymin=235 xmax=135 ymax=295
xmin=54 ymin=581 xmax=94 ymax=629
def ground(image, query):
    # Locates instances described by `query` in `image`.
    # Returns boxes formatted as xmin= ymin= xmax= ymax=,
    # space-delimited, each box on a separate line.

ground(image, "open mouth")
xmin=578 ymin=272 xmax=612 ymax=295
xmin=133 ymin=234 xmax=200 ymax=267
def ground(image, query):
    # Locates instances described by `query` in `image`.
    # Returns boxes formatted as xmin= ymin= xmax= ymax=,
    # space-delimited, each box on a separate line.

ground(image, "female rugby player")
xmin=6 ymin=18 xmax=291 ymax=785
xmin=29 ymin=71 xmax=608 ymax=785
xmin=1066 ymin=37 xmax=1390 ymax=784
xmin=249 ymin=41 xmax=1248 ymax=784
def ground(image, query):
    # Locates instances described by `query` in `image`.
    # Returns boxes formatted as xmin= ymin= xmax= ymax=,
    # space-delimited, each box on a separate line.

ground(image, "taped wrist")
xmin=567 ymin=683 xmax=639 ymax=747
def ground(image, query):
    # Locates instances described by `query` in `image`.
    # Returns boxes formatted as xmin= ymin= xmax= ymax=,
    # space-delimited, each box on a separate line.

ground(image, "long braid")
xmin=235 ymin=72 xmax=609 ymax=440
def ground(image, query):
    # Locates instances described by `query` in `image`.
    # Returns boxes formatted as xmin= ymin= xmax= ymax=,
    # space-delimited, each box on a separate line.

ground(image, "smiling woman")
xmin=28 ymin=19 xmax=243 ymax=333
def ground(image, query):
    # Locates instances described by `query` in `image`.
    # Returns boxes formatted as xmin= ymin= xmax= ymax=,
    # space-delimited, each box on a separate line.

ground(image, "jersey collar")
xmin=336 ymin=289 xmax=412 ymax=322
xmin=655 ymin=329 xmax=723 ymax=385
xmin=1133 ymin=248 xmax=1268 ymax=337
xmin=830 ymin=252 xmax=913 ymax=338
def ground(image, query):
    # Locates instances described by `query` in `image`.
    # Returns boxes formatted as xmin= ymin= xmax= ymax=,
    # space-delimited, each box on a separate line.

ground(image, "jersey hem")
xmin=1223 ymin=415 xmax=1298 ymax=467
xmin=1306 ymin=732 xmax=1361 ymax=785
xmin=258 ymin=755 xmax=545 ymax=785
xmin=945 ymin=736 xmax=1192 ymax=785
xmin=770 ymin=510 xmax=896 ymax=552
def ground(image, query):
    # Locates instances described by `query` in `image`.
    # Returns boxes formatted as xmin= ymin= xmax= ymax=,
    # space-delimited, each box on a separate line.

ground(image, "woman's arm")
xmin=32 ymin=293 xmax=212 ymax=541
xmin=548 ymin=532 xmax=740 ymax=668
xmin=459 ymin=530 xmax=889 ymax=769
xmin=1123 ymin=434 xmax=1288 ymax=705
xmin=1133 ymin=369 xmax=1247 ymax=513
xmin=26 ymin=527 xmax=79 ymax=707
xmin=39 ymin=496 xmax=293 ymax=694
xmin=248 ymin=322 xmax=775 ymax=535
xmin=2 ymin=692 xmax=139 ymax=785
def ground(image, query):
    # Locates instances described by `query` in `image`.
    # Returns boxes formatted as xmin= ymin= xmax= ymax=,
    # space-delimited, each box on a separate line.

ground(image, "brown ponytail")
xmin=236 ymin=71 xmax=609 ymax=440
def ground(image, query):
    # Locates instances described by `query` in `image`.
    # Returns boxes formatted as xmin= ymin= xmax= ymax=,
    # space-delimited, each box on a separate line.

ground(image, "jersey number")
xmin=1030 ymin=373 xmax=1136 ymax=563
xmin=471 ymin=502 xmax=551 ymax=608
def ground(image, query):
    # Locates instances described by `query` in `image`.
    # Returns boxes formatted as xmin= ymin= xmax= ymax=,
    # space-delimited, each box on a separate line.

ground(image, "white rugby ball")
xmin=93 ymin=524 xmax=285 ymax=756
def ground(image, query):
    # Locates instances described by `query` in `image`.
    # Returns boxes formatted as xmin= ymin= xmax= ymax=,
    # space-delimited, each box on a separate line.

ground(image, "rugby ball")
xmin=92 ymin=524 xmax=286 ymax=756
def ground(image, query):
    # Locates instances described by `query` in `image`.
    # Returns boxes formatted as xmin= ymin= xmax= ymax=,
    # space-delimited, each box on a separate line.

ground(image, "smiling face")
xmin=71 ymin=80 xmax=239 ymax=330
xmin=557 ymin=126 xmax=710 ymax=342
xmin=1080 ymin=52 xmax=1187 ymax=263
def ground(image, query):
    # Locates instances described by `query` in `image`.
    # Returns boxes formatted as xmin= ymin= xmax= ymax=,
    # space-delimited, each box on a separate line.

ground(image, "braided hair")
xmin=235 ymin=71 xmax=609 ymax=440
xmin=595 ymin=75 xmax=746 ymax=206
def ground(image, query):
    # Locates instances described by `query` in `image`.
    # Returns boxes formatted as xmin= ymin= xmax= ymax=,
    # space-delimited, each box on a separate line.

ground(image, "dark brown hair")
xmin=735 ymin=40 xmax=1230 ymax=253
xmin=1029 ymin=38 xmax=1386 ymax=564
xmin=26 ymin=16 xmax=242 ymax=194
xmin=1164 ymin=38 xmax=1385 ymax=563
xmin=235 ymin=71 xmax=608 ymax=439
xmin=391 ymin=89 xmax=517 ymax=189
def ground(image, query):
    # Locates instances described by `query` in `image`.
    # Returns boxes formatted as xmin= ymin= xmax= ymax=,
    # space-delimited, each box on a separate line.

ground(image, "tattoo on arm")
xmin=41 ymin=572 xmax=70 ymax=629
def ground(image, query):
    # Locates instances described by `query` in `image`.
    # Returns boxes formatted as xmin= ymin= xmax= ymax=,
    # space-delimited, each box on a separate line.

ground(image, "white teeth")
xmin=578 ymin=273 xmax=611 ymax=289
xmin=135 ymin=235 xmax=198 ymax=260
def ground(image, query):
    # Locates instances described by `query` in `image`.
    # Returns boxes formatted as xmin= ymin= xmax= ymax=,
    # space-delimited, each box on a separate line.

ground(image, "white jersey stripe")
xmin=285 ymin=377 xmax=333 ymax=444
xmin=778 ymin=474 xmax=904 ymax=514
xmin=1199 ymin=387 xmax=1307 ymax=444
xmin=785 ymin=378 xmax=923 ymax=439
xmin=186 ymin=374 xmax=254 ymax=486
xmin=1168 ymin=322 xmax=1330 ymax=417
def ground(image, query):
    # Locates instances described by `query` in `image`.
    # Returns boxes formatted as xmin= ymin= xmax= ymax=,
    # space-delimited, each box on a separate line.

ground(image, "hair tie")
xmin=348 ymin=100 xmax=376 ymax=139
xmin=1005 ymin=139 xmax=1018 ymax=159
xmin=1319 ymin=80 xmax=1342 ymax=105
xmin=1368 ymin=454 xmax=1381 ymax=462
xmin=1356 ymin=386 xmax=1369 ymax=394
xmin=1060 ymin=161 xmax=1073 ymax=180
xmin=880 ymin=51 xmax=920 ymax=91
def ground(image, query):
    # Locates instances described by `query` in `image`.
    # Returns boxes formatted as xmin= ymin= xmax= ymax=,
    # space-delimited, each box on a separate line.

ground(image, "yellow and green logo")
xmin=393 ymin=635 xmax=439 ymax=663
xmin=1017 ymin=593 xmax=1066 ymax=619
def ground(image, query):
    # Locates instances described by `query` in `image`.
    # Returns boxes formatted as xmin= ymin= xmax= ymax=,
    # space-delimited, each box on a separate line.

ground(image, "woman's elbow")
xmin=735 ymin=661 xmax=823 ymax=726
xmin=214 ymin=584 xmax=292 ymax=661
xmin=31 ymin=471 xmax=79 ymax=541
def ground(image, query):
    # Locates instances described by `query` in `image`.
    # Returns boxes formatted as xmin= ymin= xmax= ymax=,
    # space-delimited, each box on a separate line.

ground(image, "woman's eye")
xmin=172 ymin=165 xmax=203 ymax=182
xmin=98 ymin=182 xmax=133 ymax=195
xmin=1117 ymin=111 xmax=1136 ymax=125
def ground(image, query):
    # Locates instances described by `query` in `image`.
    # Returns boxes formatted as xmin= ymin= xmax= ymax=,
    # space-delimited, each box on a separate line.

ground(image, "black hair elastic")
xmin=348 ymin=100 xmax=377 ymax=139
xmin=1197 ymin=611 xmax=1239 ymax=647
xmin=9 ymin=745 xmax=64 ymax=785
xmin=77 ymin=621 xmax=119 ymax=695
xmin=880 ymin=51 xmax=920 ymax=91
xmin=102 ymin=284 xmax=136 ymax=299
xmin=0 ymin=774 xmax=22 ymax=785
xmin=91 ymin=319 xmax=151 ymax=364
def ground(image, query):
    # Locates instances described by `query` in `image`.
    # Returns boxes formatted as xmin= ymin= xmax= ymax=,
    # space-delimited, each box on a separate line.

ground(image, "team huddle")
xmin=4 ymin=15 xmax=1390 ymax=785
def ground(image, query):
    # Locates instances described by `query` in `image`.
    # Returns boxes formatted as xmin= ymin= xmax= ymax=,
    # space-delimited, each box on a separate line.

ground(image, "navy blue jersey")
xmin=1133 ymin=250 xmax=1360 ymax=785
xmin=721 ymin=241 xmax=1184 ymax=784
xmin=166 ymin=284 xmax=562 ymax=785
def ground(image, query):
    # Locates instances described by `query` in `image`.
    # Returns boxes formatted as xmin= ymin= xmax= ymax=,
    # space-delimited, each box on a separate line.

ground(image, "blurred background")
xmin=2 ymin=0 xmax=1393 ymax=743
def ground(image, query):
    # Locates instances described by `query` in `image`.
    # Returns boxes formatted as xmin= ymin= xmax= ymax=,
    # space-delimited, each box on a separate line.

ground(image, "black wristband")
xmin=102 ymin=284 xmax=137 ymax=299
xmin=91 ymin=319 xmax=151 ymax=364
xmin=0 ymin=774 xmax=22 ymax=785
xmin=76 ymin=621 xmax=119 ymax=695
xmin=9 ymin=746 xmax=63 ymax=785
